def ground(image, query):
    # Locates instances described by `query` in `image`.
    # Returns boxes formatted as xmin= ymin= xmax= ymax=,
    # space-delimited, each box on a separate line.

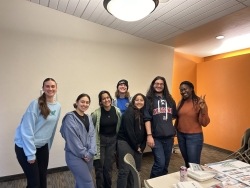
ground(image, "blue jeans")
xmin=177 ymin=131 xmax=204 ymax=168
xmin=150 ymin=137 xmax=174 ymax=178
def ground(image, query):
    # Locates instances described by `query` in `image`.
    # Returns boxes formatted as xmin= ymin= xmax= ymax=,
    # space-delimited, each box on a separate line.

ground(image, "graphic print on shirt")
xmin=50 ymin=110 xmax=56 ymax=115
xmin=152 ymin=99 xmax=172 ymax=121
xmin=153 ymin=107 xmax=172 ymax=115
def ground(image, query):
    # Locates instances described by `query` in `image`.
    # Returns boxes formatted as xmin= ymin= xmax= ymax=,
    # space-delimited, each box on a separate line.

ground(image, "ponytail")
xmin=38 ymin=92 xmax=50 ymax=119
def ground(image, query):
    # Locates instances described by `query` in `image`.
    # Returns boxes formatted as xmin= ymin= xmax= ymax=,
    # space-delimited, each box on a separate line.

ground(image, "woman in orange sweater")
xmin=175 ymin=81 xmax=210 ymax=168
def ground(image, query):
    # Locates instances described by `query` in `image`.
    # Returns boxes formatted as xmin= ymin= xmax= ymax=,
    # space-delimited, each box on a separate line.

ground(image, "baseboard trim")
xmin=0 ymin=166 xmax=69 ymax=183
xmin=203 ymin=143 xmax=233 ymax=154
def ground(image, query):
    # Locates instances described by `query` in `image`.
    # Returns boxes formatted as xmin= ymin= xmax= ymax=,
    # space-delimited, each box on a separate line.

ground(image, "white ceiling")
xmin=27 ymin=0 xmax=250 ymax=57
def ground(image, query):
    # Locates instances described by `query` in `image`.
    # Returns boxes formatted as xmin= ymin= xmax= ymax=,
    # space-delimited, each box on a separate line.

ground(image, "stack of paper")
xmin=188 ymin=163 xmax=217 ymax=181
xmin=176 ymin=181 xmax=203 ymax=188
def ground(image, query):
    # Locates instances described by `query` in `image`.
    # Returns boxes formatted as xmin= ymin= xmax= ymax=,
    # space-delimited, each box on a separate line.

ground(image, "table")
xmin=146 ymin=171 xmax=220 ymax=187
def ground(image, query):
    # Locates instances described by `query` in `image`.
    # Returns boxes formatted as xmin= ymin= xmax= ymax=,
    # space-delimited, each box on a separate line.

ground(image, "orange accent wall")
xmin=172 ymin=51 xmax=250 ymax=151
xmin=197 ymin=53 xmax=250 ymax=151
xmin=172 ymin=52 xmax=202 ymax=103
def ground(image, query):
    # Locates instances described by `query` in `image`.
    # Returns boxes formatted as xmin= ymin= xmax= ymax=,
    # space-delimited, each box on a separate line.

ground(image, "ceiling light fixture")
xmin=103 ymin=0 xmax=159 ymax=22
xmin=216 ymin=35 xmax=225 ymax=39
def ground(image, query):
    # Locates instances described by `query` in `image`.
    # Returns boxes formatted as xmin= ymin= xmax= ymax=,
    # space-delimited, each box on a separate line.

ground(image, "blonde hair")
xmin=115 ymin=90 xmax=130 ymax=98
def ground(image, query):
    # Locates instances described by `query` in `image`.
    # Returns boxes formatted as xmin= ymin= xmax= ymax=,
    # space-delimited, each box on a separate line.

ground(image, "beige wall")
xmin=0 ymin=0 xmax=174 ymax=176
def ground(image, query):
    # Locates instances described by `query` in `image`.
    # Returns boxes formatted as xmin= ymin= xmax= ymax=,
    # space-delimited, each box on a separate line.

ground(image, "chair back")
xmin=124 ymin=153 xmax=141 ymax=188
xmin=144 ymin=179 xmax=153 ymax=188
xmin=242 ymin=128 xmax=250 ymax=150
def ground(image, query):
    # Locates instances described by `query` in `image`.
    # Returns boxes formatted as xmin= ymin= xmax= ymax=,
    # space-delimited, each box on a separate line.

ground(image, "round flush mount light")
xmin=103 ymin=0 xmax=159 ymax=22
xmin=216 ymin=35 xmax=225 ymax=39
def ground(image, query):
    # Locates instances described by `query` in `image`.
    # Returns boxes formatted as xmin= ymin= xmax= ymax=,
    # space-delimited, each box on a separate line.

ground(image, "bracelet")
xmin=147 ymin=134 xmax=152 ymax=136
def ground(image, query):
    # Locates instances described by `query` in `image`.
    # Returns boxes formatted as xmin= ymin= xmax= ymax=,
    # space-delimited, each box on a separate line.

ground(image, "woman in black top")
xmin=116 ymin=93 xmax=147 ymax=188
xmin=92 ymin=90 xmax=122 ymax=188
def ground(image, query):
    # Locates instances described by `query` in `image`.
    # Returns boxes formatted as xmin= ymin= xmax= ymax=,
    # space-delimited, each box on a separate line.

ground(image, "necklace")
xmin=80 ymin=115 xmax=85 ymax=121
xmin=103 ymin=107 xmax=111 ymax=118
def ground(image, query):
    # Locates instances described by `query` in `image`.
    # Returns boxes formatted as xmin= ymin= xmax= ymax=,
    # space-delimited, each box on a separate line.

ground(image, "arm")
xmin=20 ymin=111 xmax=37 ymax=161
xmin=145 ymin=121 xmax=154 ymax=148
xmin=174 ymin=101 xmax=180 ymax=130
xmin=143 ymin=98 xmax=154 ymax=148
xmin=61 ymin=114 xmax=90 ymax=158
xmin=198 ymin=96 xmax=210 ymax=127
xmin=91 ymin=111 xmax=97 ymax=126
xmin=123 ymin=109 xmax=139 ymax=151
xmin=172 ymin=99 xmax=178 ymax=119
xmin=140 ymin=125 xmax=147 ymax=152
xmin=199 ymin=104 xmax=210 ymax=127
xmin=86 ymin=116 xmax=97 ymax=159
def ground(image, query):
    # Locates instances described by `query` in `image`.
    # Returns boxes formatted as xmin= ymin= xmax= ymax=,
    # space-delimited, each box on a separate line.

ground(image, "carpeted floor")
xmin=0 ymin=144 xmax=232 ymax=188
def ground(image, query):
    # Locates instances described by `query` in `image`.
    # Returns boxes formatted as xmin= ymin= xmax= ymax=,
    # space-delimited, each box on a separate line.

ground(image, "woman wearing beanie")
xmin=60 ymin=93 xmax=97 ymax=188
xmin=175 ymin=81 xmax=210 ymax=168
xmin=92 ymin=90 xmax=122 ymax=188
xmin=113 ymin=79 xmax=132 ymax=115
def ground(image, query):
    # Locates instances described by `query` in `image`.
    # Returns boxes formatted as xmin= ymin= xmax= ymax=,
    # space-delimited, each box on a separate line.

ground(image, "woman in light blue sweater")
xmin=14 ymin=78 xmax=61 ymax=188
xmin=60 ymin=93 xmax=97 ymax=188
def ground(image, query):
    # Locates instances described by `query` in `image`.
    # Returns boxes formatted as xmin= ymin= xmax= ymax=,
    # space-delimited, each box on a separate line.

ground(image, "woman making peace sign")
xmin=175 ymin=81 xmax=210 ymax=168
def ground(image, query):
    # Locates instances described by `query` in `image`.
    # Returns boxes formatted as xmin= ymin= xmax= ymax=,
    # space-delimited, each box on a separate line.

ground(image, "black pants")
xmin=15 ymin=144 xmax=49 ymax=188
xmin=94 ymin=134 xmax=116 ymax=188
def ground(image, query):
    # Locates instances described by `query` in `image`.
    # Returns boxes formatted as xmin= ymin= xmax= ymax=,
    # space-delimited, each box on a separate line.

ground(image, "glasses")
xmin=154 ymin=83 xmax=164 ymax=86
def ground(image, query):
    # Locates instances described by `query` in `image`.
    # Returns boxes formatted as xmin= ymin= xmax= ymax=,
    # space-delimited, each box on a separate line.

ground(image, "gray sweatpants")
xmin=66 ymin=151 xmax=94 ymax=188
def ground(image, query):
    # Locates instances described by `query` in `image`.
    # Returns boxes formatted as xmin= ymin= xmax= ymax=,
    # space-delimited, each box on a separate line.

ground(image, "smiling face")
xmin=76 ymin=96 xmax=90 ymax=113
xmin=100 ymin=93 xmax=112 ymax=108
xmin=134 ymin=95 xmax=145 ymax=109
xmin=153 ymin=79 xmax=164 ymax=94
xmin=43 ymin=80 xmax=57 ymax=98
xmin=180 ymin=84 xmax=193 ymax=99
xmin=118 ymin=83 xmax=128 ymax=94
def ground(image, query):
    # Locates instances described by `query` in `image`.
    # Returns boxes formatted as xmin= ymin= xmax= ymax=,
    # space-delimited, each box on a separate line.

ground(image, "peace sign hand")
xmin=199 ymin=95 xmax=206 ymax=109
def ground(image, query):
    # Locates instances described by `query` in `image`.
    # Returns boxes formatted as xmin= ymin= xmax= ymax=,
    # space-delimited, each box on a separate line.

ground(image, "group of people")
xmin=14 ymin=76 xmax=210 ymax=188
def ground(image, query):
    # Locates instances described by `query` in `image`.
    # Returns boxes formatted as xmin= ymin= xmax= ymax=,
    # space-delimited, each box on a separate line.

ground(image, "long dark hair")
xmin=98 ymin=90 xmax=112 ymax=107
xmin=129 ymin=93 xmax=146 ymax=119
xmin=38 ymin=78 xmax=57 ymax=119
xmin=177 ymin=81 xmax=199 ymax=112
xmin=73 ymin=93 xmax=91 ymax=109
xmin=146 ymin=76 xmax=174 ymax=110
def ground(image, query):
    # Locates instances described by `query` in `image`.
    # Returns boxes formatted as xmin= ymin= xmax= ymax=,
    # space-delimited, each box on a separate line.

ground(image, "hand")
xmin=28 ymin=159 xmax=36 ymax=164
xmin=83 ymin=157 xmax=90 ymax=162
xmin=199 ymin=95 xmax=206 ymax=109
xmin=147 ymin=135 xmax=155 ymax=148
xmin=137 ymin=147 xmax=142 ymax=153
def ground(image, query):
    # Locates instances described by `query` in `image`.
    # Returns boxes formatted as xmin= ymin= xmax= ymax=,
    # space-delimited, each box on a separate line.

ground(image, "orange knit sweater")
xmin=175 ymin=98 xmax=210 ymax=133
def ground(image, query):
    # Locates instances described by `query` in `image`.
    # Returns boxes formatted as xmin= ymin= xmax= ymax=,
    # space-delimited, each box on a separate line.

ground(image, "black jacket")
xmin=117 ymin=107 xmax=147 ymax=152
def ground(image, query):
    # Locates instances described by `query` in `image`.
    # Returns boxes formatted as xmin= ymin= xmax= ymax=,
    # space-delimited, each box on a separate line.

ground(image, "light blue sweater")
xmin=14 ymin=99 xmax=61 ymax=161
xmin=60 ymin=112 xmax=97 ymax=159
